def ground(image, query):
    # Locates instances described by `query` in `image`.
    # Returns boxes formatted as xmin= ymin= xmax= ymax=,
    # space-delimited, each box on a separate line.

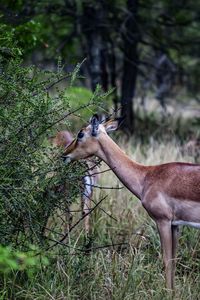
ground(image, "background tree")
xmin=1 ymin=0 xmax=199 ymax=134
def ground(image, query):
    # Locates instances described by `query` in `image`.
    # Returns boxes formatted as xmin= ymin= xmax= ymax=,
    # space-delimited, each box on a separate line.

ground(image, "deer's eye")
xmin=77 ymin=131 xmax=84 ymax=139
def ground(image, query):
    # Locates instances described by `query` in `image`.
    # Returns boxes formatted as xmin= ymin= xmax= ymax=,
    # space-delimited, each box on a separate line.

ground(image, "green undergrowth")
xmin=1 ymin=138 xmax=200 ymax=299
xmin=1 ymin=220 xmax=200 ymax=300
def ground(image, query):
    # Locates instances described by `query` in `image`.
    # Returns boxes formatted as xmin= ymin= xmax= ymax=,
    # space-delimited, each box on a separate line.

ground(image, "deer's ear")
xmin=104 ymin=116 xmax=125 ymax=133
xmin=90 ymin=114 xmax=100 ymax=136
xmin=104 ymin=119 xmax=119 ymax=133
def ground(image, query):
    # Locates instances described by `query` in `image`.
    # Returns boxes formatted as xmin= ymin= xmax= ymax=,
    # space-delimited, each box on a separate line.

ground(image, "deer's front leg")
xmin=156 ymin=220 xmax=173 ymax=290
xmin=82 ymin=175 xmax=93 ymax=234
xmin=81 ymin=194 xmax=91 ymax=234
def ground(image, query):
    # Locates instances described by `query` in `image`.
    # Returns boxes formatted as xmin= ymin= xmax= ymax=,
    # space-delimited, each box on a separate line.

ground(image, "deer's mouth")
xmin=62 ymin=155 xmax=72 ymax=163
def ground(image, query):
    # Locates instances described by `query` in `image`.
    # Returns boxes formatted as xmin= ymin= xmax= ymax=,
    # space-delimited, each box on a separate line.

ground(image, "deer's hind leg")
xmin=171 ymin=224 xmax=179 ymax=290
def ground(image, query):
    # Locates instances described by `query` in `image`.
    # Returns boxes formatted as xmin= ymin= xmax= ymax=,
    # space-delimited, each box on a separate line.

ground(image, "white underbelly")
xmin=172 ymin=220 xmax=200 ymax=229
xmin=170 ymin=197 xmax=200 ymax=224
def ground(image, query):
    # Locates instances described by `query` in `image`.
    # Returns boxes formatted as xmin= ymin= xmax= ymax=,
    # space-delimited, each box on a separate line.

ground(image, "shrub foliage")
xmin=0 ymin=41 xmax=88 ymax=248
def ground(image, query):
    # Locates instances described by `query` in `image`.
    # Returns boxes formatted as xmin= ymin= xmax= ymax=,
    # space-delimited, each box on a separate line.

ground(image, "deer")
xmin=62 ymin=114 xmax=200 ymax=291
xmin=50 ymin=130 xmax=99 ymax=235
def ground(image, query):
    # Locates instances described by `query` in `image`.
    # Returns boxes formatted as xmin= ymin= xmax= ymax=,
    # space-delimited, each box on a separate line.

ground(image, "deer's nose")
xmin=62 ymin=156 xmax=71 ymax=163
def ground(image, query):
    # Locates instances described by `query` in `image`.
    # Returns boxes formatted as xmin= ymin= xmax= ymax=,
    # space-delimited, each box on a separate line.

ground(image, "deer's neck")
xmin=97 ymin=134 xmax=147 ymax=199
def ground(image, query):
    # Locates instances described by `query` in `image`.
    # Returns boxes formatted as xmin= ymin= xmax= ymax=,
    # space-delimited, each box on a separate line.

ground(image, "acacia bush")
xmin=0 ymin=38 xmax=99 ymax=248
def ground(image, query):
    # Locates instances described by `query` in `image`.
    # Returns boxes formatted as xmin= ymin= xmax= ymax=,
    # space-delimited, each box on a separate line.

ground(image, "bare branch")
xmin=81 ymin=189 xmax=118 ymax=223
xmin=43 ymin=195 xmax=108 ymax=251
xmin=32 ymin=74 xmax=72 ymax=97
xmin=84 ymin=183 xmax=124 ymax=190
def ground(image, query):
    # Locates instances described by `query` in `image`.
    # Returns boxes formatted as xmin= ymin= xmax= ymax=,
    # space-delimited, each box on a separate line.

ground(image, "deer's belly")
xmin=172 ymin=198 xmax=200 ymax=224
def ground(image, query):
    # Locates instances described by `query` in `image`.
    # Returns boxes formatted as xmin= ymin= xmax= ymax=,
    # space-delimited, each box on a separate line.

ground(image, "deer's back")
xmin=144 ymin=162 xmax=200 ymax=202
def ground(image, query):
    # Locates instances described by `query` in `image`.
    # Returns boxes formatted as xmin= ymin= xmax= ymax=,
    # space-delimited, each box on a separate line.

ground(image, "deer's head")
xmin=50 ymin=130 xmax=73 ymax=148
xmin=62 ymin=114 xmax=121 ymax=162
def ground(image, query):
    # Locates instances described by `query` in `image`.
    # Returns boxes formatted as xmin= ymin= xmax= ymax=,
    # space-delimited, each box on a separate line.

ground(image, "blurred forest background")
xmin=0 ymin=1 xmax=200 ymax=299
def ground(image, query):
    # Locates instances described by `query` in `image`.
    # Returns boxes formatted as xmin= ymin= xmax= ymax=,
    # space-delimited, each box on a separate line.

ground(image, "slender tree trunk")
xmin=100 ymin=47 xmax=109 ymax=92
xmin=81 ymin=1 xmax=107 ymax=92
xmin=121 ymin=0 xmax=139 ymax=135
xmin=108 ymin=41 xmax=118 ymax=113
xmin=86 ymin=32 xmax=102 ymax=91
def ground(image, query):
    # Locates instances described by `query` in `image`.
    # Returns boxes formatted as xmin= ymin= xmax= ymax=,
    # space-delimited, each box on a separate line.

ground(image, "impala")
xmin=51 ymin=130 xmax=98 ymax=234
xmin=62 ymin=114 xmax=200 ymax=290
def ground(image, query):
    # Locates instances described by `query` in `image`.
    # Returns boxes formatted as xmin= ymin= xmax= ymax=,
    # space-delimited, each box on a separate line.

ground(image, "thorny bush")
xmin=0 ymin=43 xmax=92 ymax=249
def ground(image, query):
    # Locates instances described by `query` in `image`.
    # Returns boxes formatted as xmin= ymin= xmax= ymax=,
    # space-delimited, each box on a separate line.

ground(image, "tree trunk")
xmin=81 ymin=1 xmax=107 ymax=92
xmin=121 ymin=0 xmax=139 ymax=135
xmin=86 ymin=32 xmax=102 ymax=91
xmin=108 ymin=41 xmax=118 ymax=113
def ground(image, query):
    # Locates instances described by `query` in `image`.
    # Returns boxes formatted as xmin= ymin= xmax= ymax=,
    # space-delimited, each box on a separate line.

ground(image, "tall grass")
xmin=1 ymin=138 xmax=200 ymax=300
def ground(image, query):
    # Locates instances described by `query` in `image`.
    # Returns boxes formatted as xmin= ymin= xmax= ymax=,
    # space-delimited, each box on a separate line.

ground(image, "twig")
xmin=84 ymin=183 xmax=124 ymax=190
xmin=85 ymin=167 xmax=112 ymax=177
xmin=44 ymin=236 xmax=83 ymax=252
xmin=32 ymin=74 xmax=71 ymax=97
xmin=91 ymin=198 xmax=118 ymax=223
xmin=43 ymin=195 xmax=108 ymax=252
xmin=81 ymin=189 xmax=118 ymax=223
xmin=26 ymin=101 xmax=95 ymax=149
xmin=42 ymin=227 xmax=65 ymax=237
